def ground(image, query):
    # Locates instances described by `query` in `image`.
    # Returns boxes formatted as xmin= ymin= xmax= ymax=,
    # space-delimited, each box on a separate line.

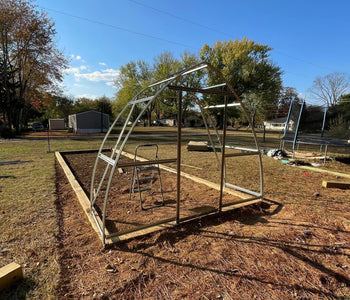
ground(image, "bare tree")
xmin=309 ymin=72 xmax=350 ymax=107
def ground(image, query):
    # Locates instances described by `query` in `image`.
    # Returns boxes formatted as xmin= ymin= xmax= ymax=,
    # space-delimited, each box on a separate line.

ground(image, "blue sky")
xmin=35 ymin=0 xmax=350 ymax=104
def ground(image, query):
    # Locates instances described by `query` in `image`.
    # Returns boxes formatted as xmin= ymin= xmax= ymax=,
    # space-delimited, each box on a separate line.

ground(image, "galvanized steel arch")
xmin=90 ymin=61 xmax=264 ymax=244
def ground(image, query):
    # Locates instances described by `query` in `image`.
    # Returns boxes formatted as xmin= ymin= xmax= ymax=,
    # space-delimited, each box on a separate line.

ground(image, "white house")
xmin=264 ymin=117 xmax=295 ymax=132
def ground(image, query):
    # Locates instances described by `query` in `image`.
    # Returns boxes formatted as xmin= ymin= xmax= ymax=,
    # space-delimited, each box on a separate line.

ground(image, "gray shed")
xmin=68 ymin=110 xmax=110 ymax=133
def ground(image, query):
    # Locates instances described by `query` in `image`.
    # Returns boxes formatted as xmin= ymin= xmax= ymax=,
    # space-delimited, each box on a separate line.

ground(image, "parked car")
xmin=32 ymin=122 xmax=44 ymax=132
xmin=152 ymin=120 xmax=166 ymax=126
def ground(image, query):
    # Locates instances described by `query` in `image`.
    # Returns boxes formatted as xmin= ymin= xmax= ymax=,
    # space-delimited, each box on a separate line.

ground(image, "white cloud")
xmin=106 ymin=81 xmax=115 ymax=86
xmin=63 ymin=67 xmax=80 ymax=74
xmin=80 ymin=65 xmax=87 ymax=70
xmin=99 ymin=62 xmax=107 ymax=66
xmin=75 ymin=68 xmax=120 ymax=82
xmin=76 ymin=93 xmax=99 ymax=99
xmin=70 ymin=54 xmax=83 ymax=61
xmin=298 ymin=92 xmax=306 ymax=99
xmin=73 ymin=83 xmax=84 ymax=87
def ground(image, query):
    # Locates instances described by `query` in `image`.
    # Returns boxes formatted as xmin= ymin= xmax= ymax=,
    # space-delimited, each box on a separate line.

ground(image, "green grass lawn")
xmin=0 ymin=139 xmax=105 ymax=298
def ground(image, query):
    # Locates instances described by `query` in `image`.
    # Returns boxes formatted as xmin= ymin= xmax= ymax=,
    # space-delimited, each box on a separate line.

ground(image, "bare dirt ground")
xmin=62 ymin=151 xmax=244 ymax=235
xmin=55 ymin=151 xmax=350 ymax=299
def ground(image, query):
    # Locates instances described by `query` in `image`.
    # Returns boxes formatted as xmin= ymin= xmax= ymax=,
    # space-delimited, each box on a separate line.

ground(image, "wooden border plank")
xmin=322 ymin=180 xmax=350 ymax=189
xmin=299 ymin=166 xmax=350 ymax=178
xmin=58 ymin=149 xmax=263 ymax=245
xmin=0 ymin=262 xmax=23 ymax=291
xmin=221 ymin=198 xmax=261 ymax=212
xmin=110 ymin=198 xmax=261 ymax=243
xmin=55 ymin=151 xmax=109 ymax=241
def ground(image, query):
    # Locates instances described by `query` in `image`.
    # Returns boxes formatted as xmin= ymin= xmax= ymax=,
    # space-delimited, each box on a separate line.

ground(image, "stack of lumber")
xmin=187 ymin=141 xmax=209 ymax=151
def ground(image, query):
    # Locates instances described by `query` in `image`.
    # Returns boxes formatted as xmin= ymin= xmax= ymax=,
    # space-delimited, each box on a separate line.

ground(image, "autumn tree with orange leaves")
xmin=0 ymin=0 xmax=67 ymax=133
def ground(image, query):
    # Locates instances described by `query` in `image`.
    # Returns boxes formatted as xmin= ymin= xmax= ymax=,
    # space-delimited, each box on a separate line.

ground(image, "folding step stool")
xmin=129 ymin=144 xmax=164 ymax=210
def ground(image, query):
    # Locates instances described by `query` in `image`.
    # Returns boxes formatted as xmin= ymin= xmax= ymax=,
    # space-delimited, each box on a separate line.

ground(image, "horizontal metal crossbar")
xmin=98 ymin=153 xmax=115 ymax=165
xmin=224 ymin=182 xmax=262 ymax=198
xmin=204 ymin=103 xmax=240 ymax=109
xmin=117 ymin=158 xmax=177 ymax=168
xmin=129 ymin=96 xmax=154 ymax=104
xmin=225 ymin=146 xmax=259 ymax=152
xmin=202 ymin=83 xmax=226 ymax=90
xmin=168 ymin=85 xmax=234 ymax=96
xmin=148 ymin=64 xmax=208 ymax=88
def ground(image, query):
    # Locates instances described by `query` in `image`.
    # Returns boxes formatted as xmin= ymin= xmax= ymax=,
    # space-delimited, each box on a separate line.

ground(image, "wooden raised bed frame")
xmin=56 ymin=150 xmax=262 ymax=245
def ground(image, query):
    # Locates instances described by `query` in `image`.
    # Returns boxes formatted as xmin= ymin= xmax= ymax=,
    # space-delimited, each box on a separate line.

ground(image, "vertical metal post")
xmin=176 ymin=91 xmax=182 ymax=224
xmin=292 ymin=100 xmax=305 ymax=159
xmin=219 ymin=96 xmax=228 ymax=212
xmin=324 ymin=144 xmax=328 ymax=164
xmin=321 ymin=106 xmax=327 ymax=138
xmin=46 ymin=125 xmax=51 ymax=153
xmin=263 ymin=125 xmax=266 ymax=143
xmin=283 ymin=99 xmax=294 ymax=140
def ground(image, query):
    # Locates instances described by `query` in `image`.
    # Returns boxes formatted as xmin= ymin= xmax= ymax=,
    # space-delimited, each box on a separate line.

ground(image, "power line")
xmin=42 ymin=3 xmax=334 ymax=73
xmin=126 ymin=0 xmax=335 ymax=73
xmin=127 ymin=0 xmax=231 ymax=38
xmin=40 ymin=6 xmax=198 ymax=50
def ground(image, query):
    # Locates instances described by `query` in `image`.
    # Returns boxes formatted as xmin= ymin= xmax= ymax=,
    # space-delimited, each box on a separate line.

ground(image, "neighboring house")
xmin=68 ymin=110 xmax=110 ymax=133
xmin=264 ymin=117 xmax=295 ymax=131
xmin=184 ymin=111 xmax=204 ymax=127
xmin=153 ymin=119 xmax=176 ymax=126
xmin=49 ymin=118 xmax=65 ymax=130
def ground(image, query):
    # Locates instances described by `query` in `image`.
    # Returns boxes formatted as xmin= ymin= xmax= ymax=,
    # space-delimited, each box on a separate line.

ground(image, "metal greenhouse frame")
xmin=89 ymin=62 xmax=264 ymax=245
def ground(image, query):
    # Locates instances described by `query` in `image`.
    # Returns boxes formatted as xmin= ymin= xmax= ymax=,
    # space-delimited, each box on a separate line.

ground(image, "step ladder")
xmin=129 ymin=144 xmax=164 ymax=210
xmin=197 ymin=101 xmax=222 ymax=167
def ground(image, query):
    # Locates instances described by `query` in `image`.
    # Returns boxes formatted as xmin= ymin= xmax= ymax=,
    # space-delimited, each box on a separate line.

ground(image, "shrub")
xmin=0 ymin=127 xmax=15 ymax=138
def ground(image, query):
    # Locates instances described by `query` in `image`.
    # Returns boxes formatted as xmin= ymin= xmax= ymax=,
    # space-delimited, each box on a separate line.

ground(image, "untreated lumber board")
xmin=109 ymin=220 xmax=176 ymax=243
xmin=0 ymin=262 xmax=23 ymax=291
xmin=187 ymin=141 xmax=209 ymax=151
xmin=55 ymin=152 xmax=109 ymax=241
xmin=108 ymin=198 xmax=262 ymax=243
xmin=58 ymin=149 xmax=262 ymax=245
xmin=322 ymin=180 xmax=350 ymax=189
xmin=299 ymin=166 xmax=350 ymax=178
xmin=221 ymin=198 xmax=261 ymax=212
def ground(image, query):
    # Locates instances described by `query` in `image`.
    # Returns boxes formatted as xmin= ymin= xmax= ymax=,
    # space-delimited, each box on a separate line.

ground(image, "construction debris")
xmin=266 ymin=149 xmax=287 ymax=159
